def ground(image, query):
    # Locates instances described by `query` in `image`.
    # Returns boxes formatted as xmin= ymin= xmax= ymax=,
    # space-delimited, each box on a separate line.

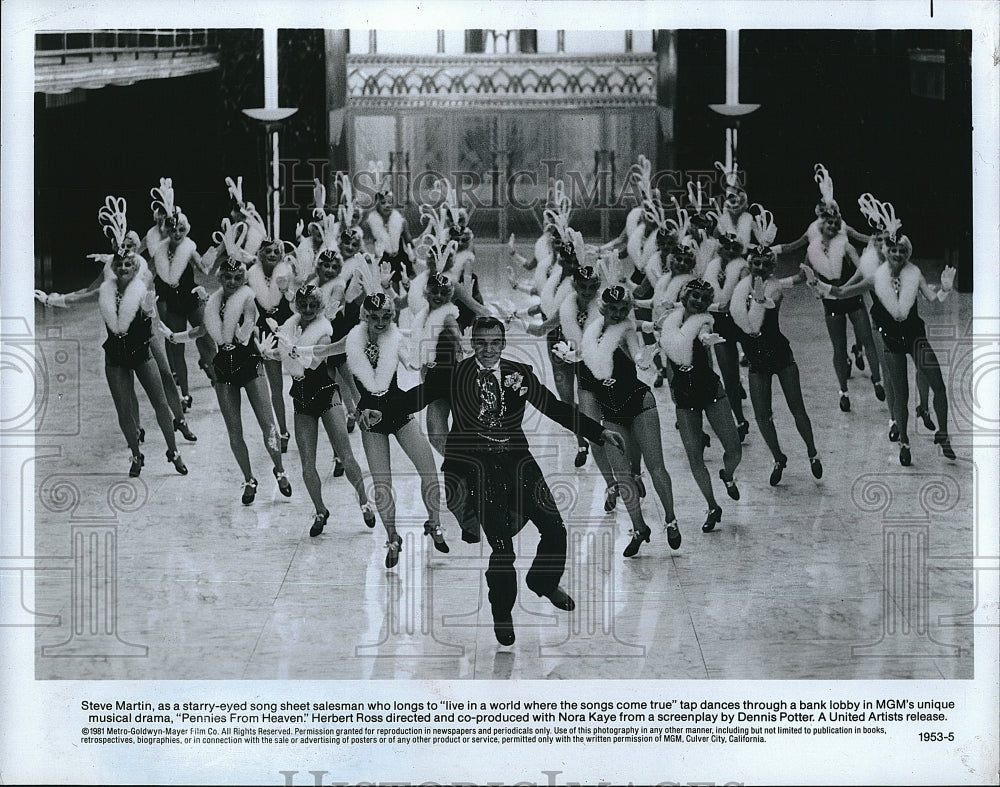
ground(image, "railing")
xmin=35 ymin=29 xmax=218 ymax=65
xmin=347 ymin=52 xmax=657 ymax=109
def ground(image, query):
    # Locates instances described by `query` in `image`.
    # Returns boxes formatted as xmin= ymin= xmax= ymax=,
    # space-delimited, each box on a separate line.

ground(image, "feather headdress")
xmin=149 ymin=178 xmax=175 ymax=217
xmin=98 ymin=196 xmax=129 ymax=253
xmin=225 ymin=175 xmax=245 ymax=208
xmin=813 ymin=163 xmax=839 ymax=215
xmin=313 ymin=178 xmax=328 ymax=220
xmin=750 ymin=203 xmax=778 ymax=247
xmin=629 ymin=154 xmax=654 ymax=202
xmin=212 ymin=219 xmax=255 ymax=267
xmin=715 ymin=159 xmax=745 ymax=195
xmin=368 ymin=159 xmax=391 ymax=203
xmin=857 ymin=193 xmax=903 ymax=240
xmin=542 ymin=179 xmax=573 ymax=240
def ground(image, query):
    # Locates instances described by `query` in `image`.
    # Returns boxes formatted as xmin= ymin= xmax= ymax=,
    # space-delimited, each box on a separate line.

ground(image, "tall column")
xmin=325 ymin=29 xmax=350 ymax=180
xmin=655 ymin=30 xmax=678 ymax=173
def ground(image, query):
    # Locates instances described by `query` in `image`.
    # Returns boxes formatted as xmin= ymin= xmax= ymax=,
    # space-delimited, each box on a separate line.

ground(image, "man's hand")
xmin=601 ymin=429 xmax=626 ymax=453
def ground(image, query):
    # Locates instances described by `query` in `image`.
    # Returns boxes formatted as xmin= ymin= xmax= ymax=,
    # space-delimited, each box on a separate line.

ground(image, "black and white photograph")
xmin=2 ymin=1 xmax=998 ymax=784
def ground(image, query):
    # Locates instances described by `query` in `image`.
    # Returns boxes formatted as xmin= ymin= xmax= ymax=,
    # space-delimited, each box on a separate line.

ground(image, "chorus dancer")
xmin=823 ymin=234 xmax=957 ymax=466
xmin=166 ymin=222 xmax=293 ymax=505
xmin=714 ymin=161 xmax=754 ymax=249
xmin=827 ymin=194 xmax=932 ymax=442
xmin=527 ymin=264 xmax=621 ymax=511
xmin=507 ymin=180 xmax=570 ymax=318
xmin=363 ymin=315 xmax=625 ymax=645
xmin=37 ymin=214 xmax=189 ymax=478
xmin=261 ymin=285 xmax=376 ymax=537
xmin=39 ymin=197 xmax=198 ymax=445
xmin=346 ymin=261 xmax=448 ymax=567
xmin=797 ymin=212 xmax=884 ymax=412
xmin=538 ymin=215 xmax=596 ymax=468
xmin=139 ymin=178 xmax=171 ymax=258
xmin=147 ymin=180 xmax=217 ymax=411
xmin=509 ymin=190 xmax=593 ymax=467
xmin=365 ymin=160 xmax=415 ymax=289
xmin=247 ymin=237 xmax=296 ymax=453
xmin=226 ymin=175 xmax=269 ymax=258
xmin=308 ymin=247 xmax=361 ymax=460
xmin=569 ymin=285 xmax=680 ymax=555
xmin=703 ymin=232 xmax=752 ymax=441
xmin=599 ymin=155 xmax=655 ymax=264
xmin=730 ymin=210 xmax=823 ymax=487
xmin=773 ymin=164 xmax=873 ymax=374
xmin=411 ymin=184 xmax=492 ymax=331
xmin=658 ymin=279 xmax=742 ymax=532
xmin=632 ymin=194 xmax=692 ymax=388
xmin=292 ymin=178 xmax=330 ymax=286
xmin=685 ymin=181 xmax=720 ymax=277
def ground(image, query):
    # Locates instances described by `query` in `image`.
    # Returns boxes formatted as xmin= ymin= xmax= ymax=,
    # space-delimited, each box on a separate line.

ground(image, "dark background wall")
xmin=675 ymin=29 xmax=972 ymax=287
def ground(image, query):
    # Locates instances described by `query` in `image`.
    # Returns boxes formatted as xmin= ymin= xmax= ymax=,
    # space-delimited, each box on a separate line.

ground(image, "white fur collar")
xmin=660 ymin=309 xmax=714 ymax=367
xmin=204 ymin=286 xmax=255 ymax=345
xmin=153 ymin=237 xmax=196 ymax=286
xmin=806 ymin=234 xmax=848 ymax=281
xmin=309 ymin=275 xmax=346 ymax=319
xmin=660 ymin=272 xmax=693 ymax=310
xmin=346 ymin=323 xmax=404 ymax=395
xmin=367 ymin=210 xmax=404 ymax=256
xmin=559 ymin=295 xmax=601 ymax=347
xmin=627 ymin=225 xmax=648 ymax=269
xmin=98 ymin=277 xmax=146 ymax=335
xmin=873 ymin=262 xmax=921 ymax=321
xmin=410 ymin=303 xmax=460 ymax=369
xmin=294 ymin=239 xmax=318 ymax=283
xmin=407 ymin=270 xmax=429 ymax=315
xmin=539 ymin=265 xmax=565 ymax=316
xmin=624 ymin=206 xmax=643 ymax=237
xmin=730 ymin=276 xmax=778 ymax=335
xmin=705 ymin=257 xmax=747 ymax=307
xmin=278 ymin=314 xmax=333 ymax=374
xmin=580 ymin=317 xmax=634 ymax=380
xmin=694 ymin=237 xmax=718 ymax=277
xmin=247 ymin=261 xmax=293 ymax=310
xmin=857 ymin=245 xmax=881 ymax=280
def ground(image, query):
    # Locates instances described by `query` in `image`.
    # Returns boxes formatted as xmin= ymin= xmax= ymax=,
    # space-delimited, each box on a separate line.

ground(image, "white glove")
xmin=940 ymin=265 xmax=956 ymax=292
xmin=344 ymin=276 xmax=364 ymax=304
xmin=87 ymin=253 xmax=113 ymax=264
xmin=772 ymin=244 xmax=783 ymax=255
xmin=551 ymin=341 xmax=580 ymax=364
xmin=34 ymin=290 xmax=51 ymax=306
xmin=635 ymin=344 xmax=657 ymax=370
xmin=295 ymin=219 xmax=305 ymax=239
xmin=192 ymin=285 xmax=209 ymax=302
xmin=707 ymin=302 xmax=722 ymax=313
xmin=378 ymin=261 xmax=393 ymax=288
xmin=799 ymin=264 xmax=817 ymax=285
xmin=235 ymin=320 xmax=255 ymax=345
xmin=156 ymin=322 xmax=178 ymax=342
xmin=814 ymin=281 xmax=832 ymax=298
xmin=140 ymin=291 xmax=157 ymax=314
xmin=265 ymin=317 xmax=280 ymax=334
xmin=257 ymin=332 xmax=278 ymax=357
xmin=700 ymin=332 xmax=726 ymax=347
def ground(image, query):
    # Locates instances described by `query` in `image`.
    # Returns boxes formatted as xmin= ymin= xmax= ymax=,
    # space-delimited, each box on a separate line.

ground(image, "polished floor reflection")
xmin=30 ymin=246 xmax=975 ymax=680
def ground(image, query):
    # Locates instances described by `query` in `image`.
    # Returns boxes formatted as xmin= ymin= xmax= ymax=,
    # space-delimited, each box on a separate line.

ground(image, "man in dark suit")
xmin=361 ymin=316 xmax=625 ymax=646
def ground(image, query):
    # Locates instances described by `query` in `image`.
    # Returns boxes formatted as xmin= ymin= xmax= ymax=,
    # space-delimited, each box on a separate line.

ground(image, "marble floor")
xmin=26 ymin=245 xmax=976 ymax=680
